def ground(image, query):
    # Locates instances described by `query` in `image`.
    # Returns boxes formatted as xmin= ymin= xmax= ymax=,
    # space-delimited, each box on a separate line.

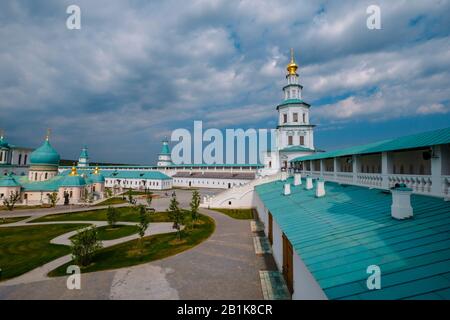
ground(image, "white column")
xmin=381 ymin=152 xmax=393 ymax=189
xmin=431 ymin=145 xmax=442 ymax=196
xmin=352 ymin=155 xmax=359 ymax=184
xmin=333 ymin=158 xmax=338 ymax=181
xmin=320 ymin=159 xmax=324 ymax=177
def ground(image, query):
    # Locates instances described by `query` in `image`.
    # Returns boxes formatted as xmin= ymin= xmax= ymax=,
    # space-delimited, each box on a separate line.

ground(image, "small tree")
xmin=145 ymin=192 xmax=153 ymax=207
xmin=70 ymin=227 xmax=102 ymax=267
xmin=106 ymin=206 xmax=120 ymax=227
xmin=137 ymin=205 xmax=150 ymax=254
xmin=127 ymin=189 xmax=134 ymax=204
xmin=168 ymin=195 xmax=184 ymax=240
xmin=190 ymin=190 xmax=201 ymax=227
xmin=48 ymin=192 xmax=59 ymax=207
xmin=104 ymin=187 xmax=113 ymax=198
xmin=2 ymin=191 xmax=21 ymax=211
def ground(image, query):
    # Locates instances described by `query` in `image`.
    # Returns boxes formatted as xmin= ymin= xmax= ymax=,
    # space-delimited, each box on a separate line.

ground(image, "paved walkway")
xmin=0 ymin=202 xmax=270 ymax=299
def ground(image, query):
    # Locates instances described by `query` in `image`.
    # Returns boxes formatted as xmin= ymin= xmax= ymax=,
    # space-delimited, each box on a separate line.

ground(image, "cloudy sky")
xmin=1 ymin=0 xmax=449 ymax=164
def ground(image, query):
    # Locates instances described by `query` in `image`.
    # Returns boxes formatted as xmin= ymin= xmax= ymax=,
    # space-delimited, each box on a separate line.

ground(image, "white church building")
xmin=261 ymin=49 xmax=318 ymax=175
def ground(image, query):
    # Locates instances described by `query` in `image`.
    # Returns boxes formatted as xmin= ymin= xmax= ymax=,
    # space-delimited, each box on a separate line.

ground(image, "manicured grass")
xmin=0 ymin=223 xmax=89 ymax=281
xmin=49 ymin=214 xmax=215 ymax=277
xmin=31 ymin=207 xmax=142 ymax=223
xmin=0 ymin=216 xmax=30 ymax=225
xmin=211 ymin=208 xmax=254 ymax=220
xmin=70 ymin=225 xmax=139 ymax=241
xmin=94 ymin=197 xmax=128 ymax=206
xmin=31 ymin=207 xmax=189 ymax=223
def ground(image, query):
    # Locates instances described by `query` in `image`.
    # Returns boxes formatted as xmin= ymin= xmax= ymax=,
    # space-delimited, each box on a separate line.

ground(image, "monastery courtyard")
xmin=0 ymin=189 xmax=275 ymax=300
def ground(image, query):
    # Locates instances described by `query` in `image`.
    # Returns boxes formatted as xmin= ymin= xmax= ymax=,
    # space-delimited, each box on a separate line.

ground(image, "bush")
xmin=70 ymin=227 xmax=102 ymax=267
xmin=106 ymin=206 xmax=120 ymax=227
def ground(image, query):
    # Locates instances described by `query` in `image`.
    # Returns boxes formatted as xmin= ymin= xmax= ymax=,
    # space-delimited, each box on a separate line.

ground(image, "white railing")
xmin=336 ymin=172 xmax=353 ymax=183
xmin=387 ymin=174 xmax=432 ymax=194
xmin=357 ymin=173 xmax=382 ymax=187
xmin=442 ymin=176 xmax=450 ymax=196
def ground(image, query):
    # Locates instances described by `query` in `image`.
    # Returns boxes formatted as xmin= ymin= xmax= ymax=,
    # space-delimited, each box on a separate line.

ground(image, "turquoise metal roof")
xmin=292 ymin=126 xmax=450 ymax=162
xmin=255 ymin=178 xmax=450 ymax=300
xmin=62 ymin=169 xmax=171 ymax=180
xmin=60 ymin=174 xmax=86 ymax=187
xmin=279 ymin=146 xmax=316 ymax=153
xmin=159 ymin=141 xmax=171 ymax=155
xmin=79 ymin=146 xmax=89 ymax=159
xmin=30 ymin=139 xmax=60 ymax=166
xmin=21 ymin=176 xmax=64 ymax=192
xmin=59 ymin=163 xmax=263 ymax=169
xmin=277 ymin=99 xmax=310 ymax=109
xmin=0 ymin=136 xmax=10 ymax=149
xmin=0 ymin=174 xmax=20 ymax=187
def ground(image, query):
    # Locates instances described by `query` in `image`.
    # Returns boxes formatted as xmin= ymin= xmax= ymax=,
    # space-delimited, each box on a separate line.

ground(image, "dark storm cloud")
xmin=0 ymin=0 xmax=449 ymax=163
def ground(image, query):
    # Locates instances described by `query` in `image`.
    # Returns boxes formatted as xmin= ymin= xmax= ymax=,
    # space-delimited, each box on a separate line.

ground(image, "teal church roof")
xmin=20 ymin=176 xmax=64 ymax=192
xmin=102 ymin=170 xmax=171 ymax=180
xmin=255 ymin=178 xmax=450 ymax=300
xmin=0 ymin=174 xmax=20 ymax=187
xmin=159 ymin=141 xmax=171 ymax=155
xmin=0 ymin=136 xmax=10 ymax=149
xmin=30 ymin=139 xmax=60 ymax=166
xmin=79 ymin=146 xmax=89 ymax=159
xmin=60 ymin=174 xmax=86 ymax=187
xmin=279 ymin=146 xmax=316 ymax=153
xmin=292 ymin=126 xmax=450 ymax=162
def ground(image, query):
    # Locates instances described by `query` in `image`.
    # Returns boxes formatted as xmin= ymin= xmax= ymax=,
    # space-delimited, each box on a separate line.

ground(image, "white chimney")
xmin=316 ymin=178 xmax=325 ymax=197
xmin=391 ymin=184 xmax=413 ymax=219
xmin=284 ymin=183 xmax=291 ymax=196
xmin=294 ymin=173 xmax=302 ymax=186
xmin=281 ymin=171 xmax=288 ymax=181
xmin=306 ymin=176 xmax=313 ymax=190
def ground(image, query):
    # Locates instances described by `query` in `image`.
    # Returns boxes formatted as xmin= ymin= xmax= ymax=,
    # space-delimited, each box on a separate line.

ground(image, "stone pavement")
xmin=0 ymin=195 xmax=273 ymax=299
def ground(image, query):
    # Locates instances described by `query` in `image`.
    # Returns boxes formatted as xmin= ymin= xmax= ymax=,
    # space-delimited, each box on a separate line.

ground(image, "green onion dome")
xmin=30 ymin=138 xmax=60 ymax=166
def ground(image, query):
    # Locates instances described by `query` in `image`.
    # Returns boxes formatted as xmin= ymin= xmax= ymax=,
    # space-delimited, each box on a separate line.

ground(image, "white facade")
xmin=104 ymin=177 xmax=172 ymax=191
xmin=261 ymin=50 xmax=316 ymax=175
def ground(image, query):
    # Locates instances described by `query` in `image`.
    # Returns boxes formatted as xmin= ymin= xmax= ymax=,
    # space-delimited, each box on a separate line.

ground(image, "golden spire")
xmin=93 ymin=166 xmax=100 ymax=175
xmin=286 ymin=48 xmax=298 ymax=75
xmin=69 ymin=164 xmax=78 ymax=176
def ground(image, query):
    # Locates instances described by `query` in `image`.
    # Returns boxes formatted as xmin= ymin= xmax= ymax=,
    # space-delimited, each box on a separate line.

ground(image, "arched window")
xmin=45 ymin=173 xmax=48 ymax=179
xmin=35 ymin=172 xmax=38 ymax=180
xmin=303 ymin=113 xmax=306 ymax=123
xmin=24 ymin=155 xmax=28 ymax=165
xmin=18 ymin=154 xmax=22 ymax=165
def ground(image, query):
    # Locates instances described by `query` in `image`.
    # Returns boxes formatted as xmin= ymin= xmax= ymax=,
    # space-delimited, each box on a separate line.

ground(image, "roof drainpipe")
xmin=305 ymin=176 xmax=313 ymax=190
xmin=316 ymin=177 xmax=325 ymax=197
xmin=284 ymin=183 xmax=291 ymax=196
xmin=391 ymin=183 xmax=413 ymax=220
xmin=294 ymin=173 xmax=302 ymax=186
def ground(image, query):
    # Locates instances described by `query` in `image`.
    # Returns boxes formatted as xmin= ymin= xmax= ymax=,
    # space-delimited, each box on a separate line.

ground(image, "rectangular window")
xmin=293 ymin=113 xmax=298 ymax=122
xmin=288 ymin=136 xmax=293 ymax=145
xmin=283 ymin=114 xmax=287 ymax=123
xmin=300 ymin=136 xmax=304 ymax=145
xmin=303 ymin=113 xmax=306 ymax=123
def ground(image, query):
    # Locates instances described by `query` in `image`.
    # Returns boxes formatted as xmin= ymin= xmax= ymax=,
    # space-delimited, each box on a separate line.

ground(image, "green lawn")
xmin=31 ymin=207 xmax=143 ymax=223
xmin=49 ymin=214 xmax=215 ymax=277
xmin=31 ymin=207 xmax=189 ymax=223
xmin=94 ymin=197 xmax=128 ymax=206
xmin=70 ymin=225 xmax=139 ymax=241
xmin=0 ymin=223 xmax=89 ymax=281
xmin=0 ymin=216 xmax=30 ymax=225
xmin=211 ymin=208 xmax=254 ymax=220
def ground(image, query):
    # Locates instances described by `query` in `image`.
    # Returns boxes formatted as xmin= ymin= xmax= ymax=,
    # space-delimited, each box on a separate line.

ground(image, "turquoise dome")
xmin=90 ymin=173 xmax=105 ymax=183
xmin=60 ymin=174 xmax=86 ymax=187
xmin=0 ymin=136 xmax=10 ymax=149
xmin=0 ymin=174 xmax=20 ymax=187
xmin=30 ymin=139 xmax=60 ymax=166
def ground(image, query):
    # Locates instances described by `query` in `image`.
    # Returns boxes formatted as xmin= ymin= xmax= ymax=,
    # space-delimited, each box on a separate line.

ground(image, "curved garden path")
xmin=0 ymin=190 xmax=268 ymax=299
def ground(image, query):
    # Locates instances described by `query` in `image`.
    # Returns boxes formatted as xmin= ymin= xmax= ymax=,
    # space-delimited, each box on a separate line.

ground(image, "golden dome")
xmin=286 ymin=48 xmax=298 ymax=75
xmin=69 ymin=165 xmax=78 ymax=176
